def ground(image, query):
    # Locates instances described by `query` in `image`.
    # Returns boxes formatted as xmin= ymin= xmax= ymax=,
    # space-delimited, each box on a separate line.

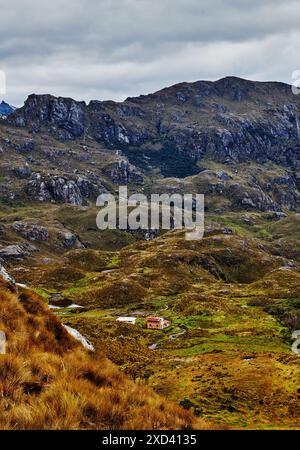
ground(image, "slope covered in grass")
xmin=28 ymin=228 xmax=300 ymax=429
xmin=0 ymin=274 xmax=212 ymax=430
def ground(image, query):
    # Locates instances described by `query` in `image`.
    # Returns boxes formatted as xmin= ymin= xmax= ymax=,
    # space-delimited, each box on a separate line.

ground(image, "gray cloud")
xmin=1 ymin=0 xmax=300 ymax=105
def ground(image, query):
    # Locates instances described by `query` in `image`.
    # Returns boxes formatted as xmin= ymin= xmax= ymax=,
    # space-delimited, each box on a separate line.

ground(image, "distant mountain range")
xmin=7 ymin=77 xmax=300 ymax=171
xmin=0 ymin=76 xmax=300 ymax=212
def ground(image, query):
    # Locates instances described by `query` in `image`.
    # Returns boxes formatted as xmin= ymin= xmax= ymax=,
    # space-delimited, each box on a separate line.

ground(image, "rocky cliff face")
xmin=26 ymin=173 xmax=105 ymax=205
xmin=0 ymin=101 xmax=15 ymax=118
xmin=9 ymin=94 xmax=86 ymax=140
xmin=105 ymin=156 xmax=143 ymax=184
xmin=2 ymin=76 xmax=300 ymax=212
xmin=8 ymin=77 xmax=300 ymax=168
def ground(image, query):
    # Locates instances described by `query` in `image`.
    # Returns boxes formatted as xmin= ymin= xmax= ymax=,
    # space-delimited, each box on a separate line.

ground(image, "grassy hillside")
xmin=0 ymin=275 xmax=213 ymax=430
xmin=0 ymin=200 xmax=300 ymax=429
xmin=5 ymin=224 xmax=298 ymax=430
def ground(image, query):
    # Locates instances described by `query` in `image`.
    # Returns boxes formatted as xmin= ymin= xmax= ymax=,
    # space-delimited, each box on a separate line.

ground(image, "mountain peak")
xmin=5 ymin=76 xmax=300 ymax=179
xmin=0 ymin=100 xmax=15 ymax=117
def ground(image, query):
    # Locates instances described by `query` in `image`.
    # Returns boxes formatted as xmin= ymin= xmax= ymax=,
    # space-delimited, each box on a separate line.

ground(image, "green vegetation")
xmin=1 ymin=199 xmax=300 ymax=429
xmin=32 ymin=225 xmax=298 ymax=430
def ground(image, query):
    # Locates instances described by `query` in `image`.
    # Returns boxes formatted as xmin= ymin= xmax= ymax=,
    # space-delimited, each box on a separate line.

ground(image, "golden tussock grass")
xmin=0 ymin=278 xmax=217 ymax=430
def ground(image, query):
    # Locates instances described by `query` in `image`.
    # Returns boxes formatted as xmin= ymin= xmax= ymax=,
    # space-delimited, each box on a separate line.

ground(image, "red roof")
xmin=147 ymin=317 xmax=161 ymax=322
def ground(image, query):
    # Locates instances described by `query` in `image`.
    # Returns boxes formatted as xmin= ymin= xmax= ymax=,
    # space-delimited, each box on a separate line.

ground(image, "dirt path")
xmin=149 ymin=328 xmax=186 ymax=350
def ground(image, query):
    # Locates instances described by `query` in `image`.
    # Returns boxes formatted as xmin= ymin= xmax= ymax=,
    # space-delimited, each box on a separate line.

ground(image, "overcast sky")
xmin=1 ymin=0 xmax=300 ymax=106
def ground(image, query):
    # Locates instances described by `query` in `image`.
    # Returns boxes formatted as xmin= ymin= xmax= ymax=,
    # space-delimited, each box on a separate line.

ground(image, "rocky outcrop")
xmin=0 ymin=243 xmax=38 ymax=261
xmin=0 ymin=262 xmax=15 ymax=284
xmin=11 ymin=222 xmax=49 ymax=241
xmin=0 ymin=101 xmax=15 ymax=117
xmin=239 ymin=190 xmax=276 ymax=211
xmin=9 ymin=94 xmax=86 ymax=140
xmin=105 ymin=157 xmax=143 ymax=184
xmin=63 ymin=325 xmax=94 ymax=351
xmin=26 ymin=173 xmax=105 ymax=205
xmin=13 ymin=165 xmax=32 ymax=178
xmin=14 ymin=139 xmax=35 ymax=153
xmin=59 ymin=231 xmax=77 ymax=248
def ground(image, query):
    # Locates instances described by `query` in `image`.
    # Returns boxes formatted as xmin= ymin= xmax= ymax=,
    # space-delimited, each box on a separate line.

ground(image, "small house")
xmin=117 ymin=316 xmax=136 ymax=325
xmin=146 ymin=316 xmax=170 ymax=330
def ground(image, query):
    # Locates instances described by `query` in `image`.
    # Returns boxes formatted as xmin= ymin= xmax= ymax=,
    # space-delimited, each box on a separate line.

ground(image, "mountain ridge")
xmin=0 ymin=76 xmax=300 ymax=212
xmin=7 ymin=75 xmax=300 ymax=165
xmin=8 ymin=75 xmax=296 ymax=107
xmin=0 ymin=100 xmax=15 ymax=118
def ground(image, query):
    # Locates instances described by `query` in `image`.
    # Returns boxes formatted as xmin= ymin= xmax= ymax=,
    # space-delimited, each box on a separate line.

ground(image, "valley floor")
xmin=2 ymin=206 xmax=300 ymax=430
xmin=53 ymin=282 xmax=300 ymax=430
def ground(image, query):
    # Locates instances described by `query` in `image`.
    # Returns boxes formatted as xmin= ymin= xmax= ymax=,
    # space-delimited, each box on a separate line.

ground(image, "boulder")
xmin=105 ymin=158 xmax=143 ymax=184
xmin=13 ymin=165 xmax=32 ymax=178
xmin=11 ymin=222 xmax=49 ymax=241
xmin=0 ymin=243 xmax=38 ymax=261
xmin=60 ymin=231 xmax=77 ymax=248
xmin=0 ymin=263 xmax=15 ymax=284
xmin=26 ymin=173 xmax=104 ymax=205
